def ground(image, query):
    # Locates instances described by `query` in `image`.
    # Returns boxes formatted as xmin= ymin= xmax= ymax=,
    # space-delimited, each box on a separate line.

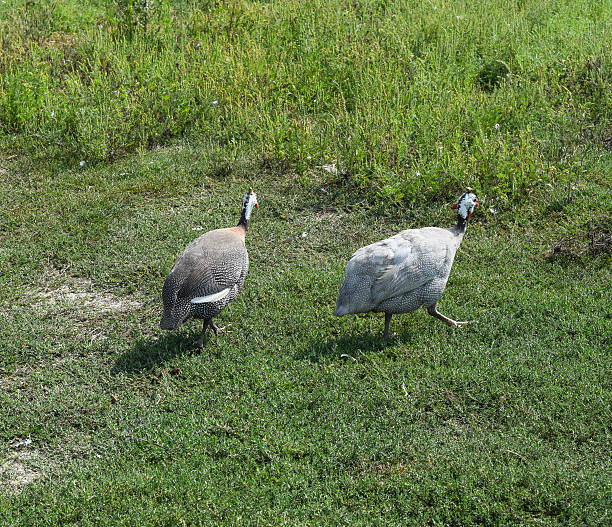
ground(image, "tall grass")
xmin=0 ymin=0 xmax=610 ymax=200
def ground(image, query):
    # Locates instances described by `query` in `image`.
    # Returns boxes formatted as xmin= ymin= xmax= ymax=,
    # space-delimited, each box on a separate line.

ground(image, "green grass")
xmin=1 ymin=144 xmax=610 ymax=525
xmin=1 ymin=0 xmax=610 ymax=200
xmin=1 ymin=0 xmax=611 ymax=525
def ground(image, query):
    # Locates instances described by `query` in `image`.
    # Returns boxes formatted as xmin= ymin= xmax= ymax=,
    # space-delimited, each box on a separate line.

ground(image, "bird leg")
xmin=194 ymin=319 xmax=211 ymax=349
xmin=427 ymin=305 xmax=470 ymax=327
xmin=383 ymin=313 xmax=392 ymax=338
xmin=194 ymin=319 xmax=232 ymax=348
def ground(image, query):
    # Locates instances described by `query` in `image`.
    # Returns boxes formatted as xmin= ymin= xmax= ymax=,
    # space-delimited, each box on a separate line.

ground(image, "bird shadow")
xmin=111 ymin=330 xmax=210 ymax=375
xmin=295 ymin=330 xmax=410 ymax=363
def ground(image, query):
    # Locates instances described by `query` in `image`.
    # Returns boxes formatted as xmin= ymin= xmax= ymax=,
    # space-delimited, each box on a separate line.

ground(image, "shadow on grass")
xmin=112 ymin=330 xmax=206 ymax=374
xmin=295 ymin=330 xmax=411 ymax=363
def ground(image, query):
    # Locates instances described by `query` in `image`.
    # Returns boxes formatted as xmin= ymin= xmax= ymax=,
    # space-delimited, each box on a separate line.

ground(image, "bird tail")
xmin=160 ymin=315 xmax=181 ymax=330
xmin=334 ymin=304 xmax=349 ymax=317
xmin=334 ymin=271 xmax=372 ymax=316
xmin=334 ymin=290 xmax=351 ymax=317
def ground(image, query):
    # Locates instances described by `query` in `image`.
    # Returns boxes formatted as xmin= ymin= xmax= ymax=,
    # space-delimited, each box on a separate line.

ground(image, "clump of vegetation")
xmin=1 ymin=0 xmax=610 ymax=201
xmin=549 ymin=214 xmax=612 ymax=260
xmin=476 ymin=59 xmax=510 ymax=92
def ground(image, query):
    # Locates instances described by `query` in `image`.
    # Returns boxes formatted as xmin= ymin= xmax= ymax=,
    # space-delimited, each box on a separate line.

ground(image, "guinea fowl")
xmin=334 ymin=190 xmax=479 ymax=338
xmin=160 ymin=188 xmax=258 ymax=348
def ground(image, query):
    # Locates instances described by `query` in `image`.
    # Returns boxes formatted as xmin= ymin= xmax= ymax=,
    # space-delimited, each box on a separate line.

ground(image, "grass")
xmin=1 ymin=0 xmax=610 ymax=200
xmin=1 ymin=0 xmax=611 ymax=525
xmin=1 ymin=145 xmax=610 ymax=525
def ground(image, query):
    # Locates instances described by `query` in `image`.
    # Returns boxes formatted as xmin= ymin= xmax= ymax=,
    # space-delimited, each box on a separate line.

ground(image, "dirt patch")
xmin=300 ymin=211 xmax=345 ymax=233
xmin=0 ymin=450 xmax=42 ymax=493
xmin=310 ymin=211 xmax=345 ymax=222
xmin=36 ymin=277 xmax=141 ymax=314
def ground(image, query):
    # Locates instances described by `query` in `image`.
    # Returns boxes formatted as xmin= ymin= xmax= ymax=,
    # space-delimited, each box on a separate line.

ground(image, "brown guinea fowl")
xmin=160 ymin=188 xmax=258 ymax=348
xmin=334 ymin=190 xmax=479 ymax=337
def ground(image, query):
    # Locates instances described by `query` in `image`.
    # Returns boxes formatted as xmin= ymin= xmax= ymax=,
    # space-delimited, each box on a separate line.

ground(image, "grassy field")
xmin=1 ymin=0 xmax=610 ymax=200
xmin=1 ymin=0 xmax=611 ymax=525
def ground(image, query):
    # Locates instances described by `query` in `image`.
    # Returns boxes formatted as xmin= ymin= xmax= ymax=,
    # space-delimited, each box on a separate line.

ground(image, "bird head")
xmin=451 ymin=188 xmax=479 ymax=221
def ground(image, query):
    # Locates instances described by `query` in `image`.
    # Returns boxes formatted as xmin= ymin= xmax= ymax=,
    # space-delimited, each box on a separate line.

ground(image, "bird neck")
xmin=455 ymin=215 xmax=467 ymax=234
xmin=237 ymin=207 xmax=250 ymax=230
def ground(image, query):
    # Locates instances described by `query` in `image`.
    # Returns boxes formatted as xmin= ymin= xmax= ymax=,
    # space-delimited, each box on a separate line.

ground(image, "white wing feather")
xmin=190 ymin=287 xmax=231 ymax=304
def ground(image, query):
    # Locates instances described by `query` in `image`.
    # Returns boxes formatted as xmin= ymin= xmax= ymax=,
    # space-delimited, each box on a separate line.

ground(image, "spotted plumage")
xmin=334 ymin=190 xmax=479 ymax=337
xmin=160 ymin=189 xmax=258 ymax=347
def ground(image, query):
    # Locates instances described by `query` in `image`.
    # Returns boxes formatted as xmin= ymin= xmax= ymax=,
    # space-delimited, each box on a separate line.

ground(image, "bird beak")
xmin=255 ymin=203 xmax=259 ymax=209
xmin=450 ymin=202 xmax=458 ymax=210
xmin=475 ymin=200 xmax=480 ymax=207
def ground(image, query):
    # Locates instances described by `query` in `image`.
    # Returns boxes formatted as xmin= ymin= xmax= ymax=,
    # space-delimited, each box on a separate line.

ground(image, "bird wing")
xmin=367 ymin=228 xmax=452 ymax=305
xmin=172 ymin=229 xmax=247 ymax=302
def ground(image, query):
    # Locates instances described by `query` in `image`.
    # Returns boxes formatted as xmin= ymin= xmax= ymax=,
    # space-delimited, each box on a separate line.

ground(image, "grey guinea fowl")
xmin=160 ymin=188 xmax=258 ymax=348
xmin=334 ymin=190 xmax=479 ymax=338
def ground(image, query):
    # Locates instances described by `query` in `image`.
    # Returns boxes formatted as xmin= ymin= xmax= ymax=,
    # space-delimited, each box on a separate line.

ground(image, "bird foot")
xmin=450 ymin=320 xmax=473 ymax=328
xmin=428 ymin=307 xmax=473 ymax=328
xmin=210 ymin=322 xmax=231 ymax=335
